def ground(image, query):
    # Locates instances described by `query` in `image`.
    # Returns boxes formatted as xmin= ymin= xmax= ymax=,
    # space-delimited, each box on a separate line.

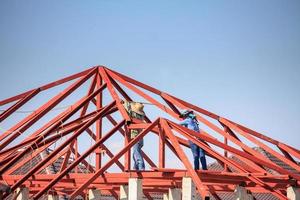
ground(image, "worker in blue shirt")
xmin=179 ymin=110 xmax=207 ymax=170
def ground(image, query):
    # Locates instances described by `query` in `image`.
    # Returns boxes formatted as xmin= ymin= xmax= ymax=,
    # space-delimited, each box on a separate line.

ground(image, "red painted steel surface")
xmin=0 ymin=66 xmax=299 ymax=200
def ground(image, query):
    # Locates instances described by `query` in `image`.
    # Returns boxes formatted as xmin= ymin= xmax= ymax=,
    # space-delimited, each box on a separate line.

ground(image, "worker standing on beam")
xmin=122 ymin=100 xmax=146 ymax=171
xmin=179 ymin=110 xmax=207 ymax=170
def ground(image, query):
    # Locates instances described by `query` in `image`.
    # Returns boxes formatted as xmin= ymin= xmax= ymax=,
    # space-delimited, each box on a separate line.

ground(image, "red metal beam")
xmin=160 ymin=118 xmax=209 ymax=198
xmin=3 ymin=171 xmax=294 ymax=187
xmin=220 ymin=118 xmax=300 ymax=174
xmin=0 ymin=68 xmax=97 ymax=151
xmin=161 ymin=92 xmax=288 ymax=173
xmin=169 ymin=120 xmax=300 ymax=180
xmin=169 ymin=120 xmax=289 ymax=199
xmin=106 ymin=114 xmax=157 ymax=169
xmin=0 ymin=88 xmax=40 ymax=123
xmin=33 ymin=119 xmax=125 ymax=199
xmin=1 ymin=66 xmax=299 ymax=200
xmin=2 ymin=101 xmax=116 ymax=199
xmin=101 ymin=74 xmax=183 ymax=164
xmin=158 ymin=123 xmax=165 ymax=168
xmin=69 ymin=119 xmax=159 ymax=199
xmin=0 ymin=82 xmax=107 ymax=174
xmin=107 ymin=69 xmax=180 ymax=120
xmin=0 ymin=67 xmax=95 ymax=106
xmin=85 ymin=127 xmax=124 ymax=171
xmin=99 ymin=67 xmax=130 ymax=122
xmin=95 ymin=69 xmax=103 ymax=170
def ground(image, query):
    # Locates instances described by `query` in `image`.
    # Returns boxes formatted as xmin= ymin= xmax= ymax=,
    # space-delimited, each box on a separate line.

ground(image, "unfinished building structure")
xmin=0 ymin=66 xmax=299 ymax=200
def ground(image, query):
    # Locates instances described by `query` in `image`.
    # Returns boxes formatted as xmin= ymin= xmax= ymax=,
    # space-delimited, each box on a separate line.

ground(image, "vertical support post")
xmin=168 ymin=188 xmax=181 ymax=200
xmin=88 ymin=189 xmax=102 ymax=200
xmin=124 ymin=126 xmax=131 ymax=171
xmin=16 ymin=187 xmax=29 ymax=200
xmin=182 ymin=177 xmax=196 ymax=200
xmin=120 ymin=185 xmax=129 ymax=200
xmin=234 ymin=186 xmax=253 ymax=200
xmin=128 ymin=178 xmax=143 ymax=200
xmin=75 ymin=139 xmax=79 ymax=173
xmin=223 ymin=126 xmax=228 ymax=171
xmin=159 ymin=124 xmax=165 ymax=168
xmin=96 ymin=71 xmax=103 ymax=170
xmin=287 ymin=186 xmax=300 ymax=200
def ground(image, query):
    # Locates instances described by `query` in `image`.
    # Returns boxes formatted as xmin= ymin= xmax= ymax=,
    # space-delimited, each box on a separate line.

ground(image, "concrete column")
xmin=48 ymin=195 xmax=59 ymax=200
xmin=128 ymin=178 xmax=143 ymax=200
xmin=182 ymin=177 xmax=196 ymax=200
xmin=234 ymin=186 xmax=253 ymax=200
xmin=168 ymin=188 xmax=181 ymax=200
xmin=16 ymin=187 xmax=29 ymax=200
xmin=287 ymin=186 xmax=300 ymax=200
xmin=120 ymin=185 xmax=129 ymax=200
xmin=88 ymin=189 xmax=101 ymax=200
xmin=163 ymin=193 xmax=169 ymax=200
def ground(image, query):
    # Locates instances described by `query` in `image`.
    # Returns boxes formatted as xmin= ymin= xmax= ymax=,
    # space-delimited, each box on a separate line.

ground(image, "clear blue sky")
xmin=0 ymin=1 xmax=299 ymax=152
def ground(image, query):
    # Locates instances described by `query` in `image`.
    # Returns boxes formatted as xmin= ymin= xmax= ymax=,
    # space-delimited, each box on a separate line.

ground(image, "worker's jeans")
xmin=189 ymin=140 xmax=207 ymax=170
xmin=132 ymin=139 xmax=145 ymax=170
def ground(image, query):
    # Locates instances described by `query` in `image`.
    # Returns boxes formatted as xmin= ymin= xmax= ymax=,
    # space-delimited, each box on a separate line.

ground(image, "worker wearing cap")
xmin=122 ymin=100 xmax=146 ymax=171
xmin=179 ymin=110 xmax=207 ymax=170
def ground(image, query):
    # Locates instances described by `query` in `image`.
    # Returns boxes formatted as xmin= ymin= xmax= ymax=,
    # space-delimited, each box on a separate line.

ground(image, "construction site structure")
xmin=0 ymin=66 xmax=299 ymax=200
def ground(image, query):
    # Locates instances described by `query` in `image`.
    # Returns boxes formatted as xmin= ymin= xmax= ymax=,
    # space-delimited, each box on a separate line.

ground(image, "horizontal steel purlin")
xmin=2 ymin=171 xmax=294 ymax=190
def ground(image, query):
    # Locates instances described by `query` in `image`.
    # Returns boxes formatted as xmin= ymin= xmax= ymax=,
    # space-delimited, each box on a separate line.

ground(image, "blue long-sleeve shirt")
xmin=179 ymin=117 xmax=200 ymax=132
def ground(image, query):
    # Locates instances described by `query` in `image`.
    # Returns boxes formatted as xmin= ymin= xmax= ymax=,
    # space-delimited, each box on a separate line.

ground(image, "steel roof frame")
xmin=0 ymin=66 xmax=299 ymax=200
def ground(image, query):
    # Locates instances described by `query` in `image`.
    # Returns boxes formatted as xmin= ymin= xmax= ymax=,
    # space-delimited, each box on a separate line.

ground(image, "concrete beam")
xmin=168 ymin=188 xmax=181 ymax=200
xmin=48 ymin=195 xmax=59 ymax=200
xmin=120 ymin=185 xmax=129 ymax=200
xmin=16 ymin=187 xmax=29 ymax=200
xmin=163 ymin=193 xmax=169 ymax=200
xmin=287 ymin=186 xmax=300 ymax=200
xmin=128 ymin=178 xmax=143 ymax=200
xmin=234 ymin=186 xmax=253 ymax=200
xmin=182 ymin=177 xmax=196 ymax=200
xmin=88 ymin=189 xmax=101 ymax=200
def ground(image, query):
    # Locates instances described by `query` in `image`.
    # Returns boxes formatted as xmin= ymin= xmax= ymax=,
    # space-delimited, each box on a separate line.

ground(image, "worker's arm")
xmin=179 ymin=118 xmax=189 ymax=127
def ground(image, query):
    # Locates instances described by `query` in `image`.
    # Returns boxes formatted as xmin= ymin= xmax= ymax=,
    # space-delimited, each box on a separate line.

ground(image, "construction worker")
xmin=179 ymin=110 xmax=207 ymax=170
xmin=122 ymin=100 xmax=146 ymax=170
